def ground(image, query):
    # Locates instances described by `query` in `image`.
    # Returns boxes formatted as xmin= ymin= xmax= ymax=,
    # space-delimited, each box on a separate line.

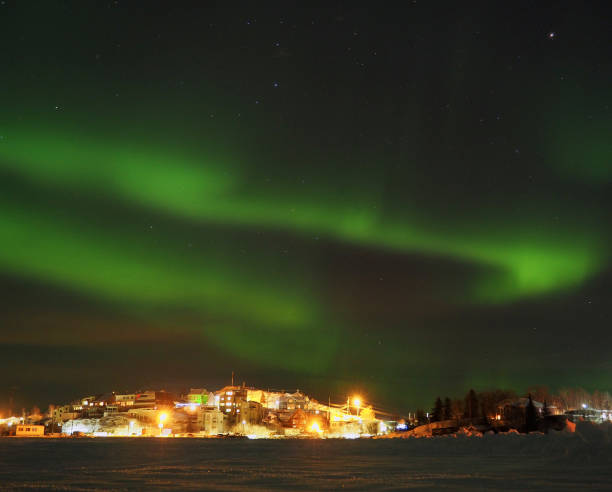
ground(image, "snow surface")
xmin=1 ymin=422 xmax=611 ymax=491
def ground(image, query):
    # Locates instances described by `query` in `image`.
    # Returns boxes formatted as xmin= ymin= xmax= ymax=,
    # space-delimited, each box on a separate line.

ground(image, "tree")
xmin=450 ymin=398 xmax=464 ymax=421
xmin=431 ymin=397 xmax=443 ymax=422
xmin=464 ymin=389 xmax=479 ymax=421
xmin=525 ymin=394 xmax=539 ymax=432
xmin=443 ymin=397 xmax=452 ymax=420
xmin=592 ymin=390 xmax=603 ymax=409
xmin=527 ymin=385 xmax=550 ymax=404
xmin=415 ymin=409 xmax=428 ymax=426
xmin=602 ymin=391 xmax=612 ymax=410
xmin=478 ymin=389 xmax=517 ymax=420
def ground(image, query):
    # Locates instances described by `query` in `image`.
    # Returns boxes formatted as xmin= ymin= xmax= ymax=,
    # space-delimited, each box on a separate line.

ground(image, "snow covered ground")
xmin=1 ymin=422 xmax=610 ymax=490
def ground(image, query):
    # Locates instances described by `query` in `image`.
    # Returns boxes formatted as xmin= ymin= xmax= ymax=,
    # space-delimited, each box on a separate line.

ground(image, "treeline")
xmin=414 ymin=386 xmax=612 ymax=425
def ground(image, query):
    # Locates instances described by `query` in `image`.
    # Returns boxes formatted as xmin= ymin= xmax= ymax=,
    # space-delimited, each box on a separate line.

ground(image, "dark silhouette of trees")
xmin=450 ymin=398 xmax=464 ymax=421
xmin=443 ymin=397 xmax=452 ymax=420
xmin=415 ymin=408 xmax=428 ymax=426
xmin=478 ymin=389 xmax=517 ymax=420
xmin=431 ymin=397 xmax=443 ymax=422
xmin=527 ymin=385 xmax=550 ymax=404
xmin=525 ymin=394 xmax=539 ymax=432
xmin=464 ymin=389 xmax=479 ymax=421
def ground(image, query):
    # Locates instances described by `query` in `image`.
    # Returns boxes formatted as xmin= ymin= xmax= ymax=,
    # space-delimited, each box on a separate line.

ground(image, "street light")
xmin=158 ymin=412 xmax=168 ymax=436
xmin=353 ymin=396 xmax=362 ymax=416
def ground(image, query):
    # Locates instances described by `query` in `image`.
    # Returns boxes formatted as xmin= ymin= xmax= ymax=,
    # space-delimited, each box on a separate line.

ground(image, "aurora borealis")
xmin=1 ymin=2 xmax=611 ymax=411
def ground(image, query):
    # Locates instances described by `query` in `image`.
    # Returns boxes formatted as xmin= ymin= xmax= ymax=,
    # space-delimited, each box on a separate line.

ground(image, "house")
xmin=216 ymin=385 xmax=248 ymax=419
xmin=187 ymin=388 xmax=211 ymax=406
xmin=498 ymin=398 xmax=544 ymax=429
xmin=197 ymin=407 xmax=225 ymax=435
xmin=238 ymin=400 xmax=264 ymax=425
xmin=53 ymin=405 xmax=81 ymax=422
xmin=114 ymin=393 xmax=137 ymax=407
xmin=16 ymin=425 xmax=45 ymax=437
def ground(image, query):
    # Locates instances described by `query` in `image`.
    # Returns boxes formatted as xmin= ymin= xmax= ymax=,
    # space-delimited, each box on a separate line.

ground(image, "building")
xmin=114 ymin=394 xmax=137 ymax=407
xmin=216 ymin=385 xmax=248 ymax=419
xmin=133 ymin=391 xmax=176 ymax=409
xmin=287 ymin=409 xmax=308 ymax=430
xmin=53 ymin=405 xmax=81 ymax=423
xmin=498 ymin=398 xmax=544 ymax=429
xmin=104 ymin=405 xmax=119 ymax=416
xmin=238 ymin=400 xmax=264 ymax=425
xmin=279 ymin=391 xmax=309 ymax=411
xmin=187 ymin=388 xmax=211 ymax=405
xmin=133 ymin=391 xmax=156 ymax=408
xmin=16 ymin=425 xmax=45 ymax=436
xmin=197 ymin=407 xmax=225 ymax=435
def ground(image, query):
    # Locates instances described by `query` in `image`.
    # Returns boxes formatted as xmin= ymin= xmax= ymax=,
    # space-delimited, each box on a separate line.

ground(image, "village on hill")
xmin=2 ymin=383 xmax=610 ymax=439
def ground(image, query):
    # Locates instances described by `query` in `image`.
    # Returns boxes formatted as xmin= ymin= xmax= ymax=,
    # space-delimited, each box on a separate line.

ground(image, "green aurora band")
xmin=0 ymin=123 xmax=605 ymax=306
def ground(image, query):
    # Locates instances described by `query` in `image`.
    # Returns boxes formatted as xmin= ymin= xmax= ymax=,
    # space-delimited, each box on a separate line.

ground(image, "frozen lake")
xmin=1 ymin=427 xmax=611 ymax=490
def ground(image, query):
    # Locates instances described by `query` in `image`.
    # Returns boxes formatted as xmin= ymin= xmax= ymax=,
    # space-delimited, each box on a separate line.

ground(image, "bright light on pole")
xmin=353 ymin=396 xmax=362 ymax=416
xmin=158 ymin=412 xmax=168 ymax=435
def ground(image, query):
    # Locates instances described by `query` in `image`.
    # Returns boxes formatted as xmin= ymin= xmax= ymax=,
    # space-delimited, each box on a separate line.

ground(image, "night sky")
xmin=1 ymin=1 xmax=611 ymax=413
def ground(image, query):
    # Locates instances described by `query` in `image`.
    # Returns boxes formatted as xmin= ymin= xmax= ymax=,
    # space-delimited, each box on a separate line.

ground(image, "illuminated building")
xmin=216 ymin=385 xmax=247 ymax=419
xmin=186 ymin=388 xmax=211 ymax=405
xmin=16 ymin=425 xmax=45 ymax=437
xmin=197 ymin=407 xmax=225 ymax=435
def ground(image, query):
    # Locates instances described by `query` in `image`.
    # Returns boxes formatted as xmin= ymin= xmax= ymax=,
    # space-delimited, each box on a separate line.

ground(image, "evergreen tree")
xmin=415 ymin=408 xmax=427 ymax=426
xmin=431 ymin=397 xmax=443 ymax=422
xmin=443 ymin=397 xmax=452 ymax=420
xmin=464 ymin=389 xmax=479 ymax=421
xmin=525 ymin=393 xmax=539 ymax=432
